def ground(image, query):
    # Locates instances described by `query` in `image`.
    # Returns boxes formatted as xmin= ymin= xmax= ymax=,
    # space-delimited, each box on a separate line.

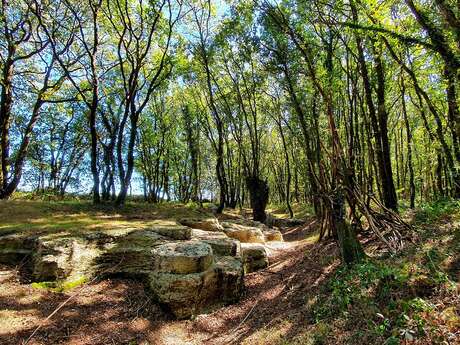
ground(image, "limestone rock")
xmin=149 ymin=255 xmax=243 ymax=319
xmin=152 ymin=241 xmax=214 ymax=274
xmin=240 ymin=243 xmax=269 ymax=273
xmin=263 ymin=228 xmax=283 ymax=242
xmin=4 ymin=224 xmax=246 ymax=320
xmin=179 ymin=218 xmax=223 ymax=232
xmin=214 ymin=256 xmax=244 ymax=302
xmin=147 ymin=222 xmax=192 ymax=240
xmin=191 ymin=229 xmax=239 ymax=256
xmin=221 ymin=222 xmax=265 ymax=243
xmin=0 ymin=234 xmax=36 ymax=265
xmin=98 ymin=230 xmax=167 ymax=276
xmin=32 ymin=232 xmax=115 ymax=281
xmin=149 ymin=269 xmax=214 ymax=319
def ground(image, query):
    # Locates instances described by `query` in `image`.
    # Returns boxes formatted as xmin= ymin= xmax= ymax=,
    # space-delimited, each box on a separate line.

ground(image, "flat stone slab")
xmin=147 ymin=222 xmax=192 ymax=240
xmin=221 ymin=222 xmax=265 ymax=243
xmin=179 ymin=218 xmax=223 ymax=232
xmin=192 ymin=229 xmax=239 ymax=256
xmin=152 ymin=241 xmax=214 ymax=274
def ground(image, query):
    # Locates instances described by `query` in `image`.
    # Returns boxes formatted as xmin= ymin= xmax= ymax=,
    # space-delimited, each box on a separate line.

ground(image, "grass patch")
xmin=0 ymin=199 xmax=213 ymax=238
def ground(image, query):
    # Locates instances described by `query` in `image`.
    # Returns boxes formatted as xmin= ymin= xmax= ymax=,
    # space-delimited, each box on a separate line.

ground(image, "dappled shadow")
xmin=0 ymin=267 xmax=171 ymax=345
xmin=0 ymin=200 xmax=214 ymax=239
xmin=186 ymin=222 xmax=341 ymax=344
xmin=279 ymin=217 xmax=318 ymax=242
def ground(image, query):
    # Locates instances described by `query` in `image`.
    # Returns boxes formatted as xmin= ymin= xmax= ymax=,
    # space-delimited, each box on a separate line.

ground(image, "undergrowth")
xmin=307 ymin=199 xmax=460 ymax=344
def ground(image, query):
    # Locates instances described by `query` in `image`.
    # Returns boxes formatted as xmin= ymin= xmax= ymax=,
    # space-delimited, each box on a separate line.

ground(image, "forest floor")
xmin=0 ymin=199 xmax=459 ymax=345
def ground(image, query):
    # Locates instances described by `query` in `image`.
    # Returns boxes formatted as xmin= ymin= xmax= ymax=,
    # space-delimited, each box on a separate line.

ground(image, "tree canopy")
xmin=1 ymin=0 xmax=459 ymax=264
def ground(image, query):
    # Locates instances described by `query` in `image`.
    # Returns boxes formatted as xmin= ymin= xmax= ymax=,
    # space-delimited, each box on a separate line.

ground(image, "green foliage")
xmin=312 ymin=250 xmax=456 ymax=344
xmin=313 ymin=260 xmax=404 ymax=320
xmin=414 ymin=198 xmax=460 ymax=223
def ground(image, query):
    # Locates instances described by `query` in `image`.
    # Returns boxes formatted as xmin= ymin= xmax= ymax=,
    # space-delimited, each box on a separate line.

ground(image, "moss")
xmin=31 ymin=276 xmax=87 ymax=293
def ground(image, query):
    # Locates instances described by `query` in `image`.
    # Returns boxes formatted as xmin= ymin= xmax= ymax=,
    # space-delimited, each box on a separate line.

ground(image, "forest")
xmin=0 ymin=0 xmax=459 ymax=344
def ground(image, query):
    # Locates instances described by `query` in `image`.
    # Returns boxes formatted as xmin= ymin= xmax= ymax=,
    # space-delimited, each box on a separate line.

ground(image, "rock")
xmin=214 ymin=256 xmax=244 ymax=302
xmin=263 ymin=228 xmax=283 ymax=242
xmin=98 ymin=230 xmax=167 ymax=276
xmin=191 ymin=229 xmax=239 ymax=256
xmin=225 ymin=218 xmax=269 ymax=230
xmin=32 ymin=232 xmax=115 ymax=281
xmin=149 ymin=269 xmax=214 ymax=319
xmin=32 ymin=236 xmax=74 ymax=281
xmin=0 ymin=234 xmax=36 ymax=265
xmin=221 ymin=222 xmax=265 ymax=243
xmin=149 ymin=255 xmax=244 ymax=319
xmin=152 ymin=241 xmax=214 ymax=274
xmin=5 ymin=225 xmax=246 ymax=320
xmin=240 ymin=243 xmax=269 ymax=273
xmin=179 ymin=218 xmax=223 ymax=232
xmin=147 ymin=222 xmax=192 ymax=240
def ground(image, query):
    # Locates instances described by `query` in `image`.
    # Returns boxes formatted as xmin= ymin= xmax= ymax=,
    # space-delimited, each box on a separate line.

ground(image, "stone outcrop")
xmin=0 ymin=233 xmax=36 ymax=265
xmin=178 ymin=218 xmax=223 ymax=232
xmin=221 ymin=222 xmax=266 ymax=243
xmin=240 ymin=243 xmax=269 ymax=273
xmin=263 ymin=229 xmax=283 ymax=242
xmin=152 ymin=241 xmax=214 ymax=274
xmin=0 ymin=215 xmax=291 ymax=319
xmin=0 ymin=222 xmax=244 ymax=319
xmin=191 ymin=229 xmax=239 ymax=256
xmin=221 ymin=220 xmax=283 ymax=243
xmin=149 ymin=248 xmax=243 ymax=318
xmin=266 ymin=216 xmax=305 ymax=228
xmin=146 ymin=221 xmax=192 ymax=240
xmin=98 ymin=230 xmax=168 ymax=277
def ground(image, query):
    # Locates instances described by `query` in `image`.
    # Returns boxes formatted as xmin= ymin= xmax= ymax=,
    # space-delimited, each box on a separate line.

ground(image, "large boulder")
xmin=221 ymin=222 xmax=265 ymax=243
xmin=179 ymin=218 xmax=223 ymax=232
xmin=149 ymin=254 xmax=243 ymax=319
xmin=152 ymin=241 xmax=214 ymax=274
xmin=147 ymin=221 xmax=192 ymax=240
xmin=240 ymin=243 xmax=269 ymax=273
xmin=263 ymin=228 xmax=283 ymax=242
xmin=191 ymin=229 xmax=239 ymax=256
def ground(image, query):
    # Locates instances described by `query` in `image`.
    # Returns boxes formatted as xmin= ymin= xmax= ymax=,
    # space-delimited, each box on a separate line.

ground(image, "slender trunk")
xmin=401 ymin=77 xmax=415 ymax=208
xmin=277 ymin=116 xmax=293 ymax=218
xmin=0 ymin=60 xmax=13 ymax=193
xmin=374 ymin=51 xmax=398 ymax=210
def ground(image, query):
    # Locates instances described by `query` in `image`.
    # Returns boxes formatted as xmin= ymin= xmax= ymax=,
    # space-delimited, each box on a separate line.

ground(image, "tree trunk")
xmin=246 ymin=175 xmax=269 ymax=223
xmin=401 ymin=78 xmax=416 ymax=208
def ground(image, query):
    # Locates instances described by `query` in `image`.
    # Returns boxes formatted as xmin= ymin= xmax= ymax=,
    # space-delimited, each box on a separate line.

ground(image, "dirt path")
xmin=0 ymin=221 xmax=337 ymax=345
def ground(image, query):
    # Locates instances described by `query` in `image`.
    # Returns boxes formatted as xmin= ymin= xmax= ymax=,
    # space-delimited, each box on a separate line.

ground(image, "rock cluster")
xmin=0 ymin=216 xmax=284 ymax=318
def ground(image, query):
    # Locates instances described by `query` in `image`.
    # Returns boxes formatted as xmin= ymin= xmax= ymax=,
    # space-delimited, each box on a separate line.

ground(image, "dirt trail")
xmin=0 ymin=220 xmax=336 ymax=345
